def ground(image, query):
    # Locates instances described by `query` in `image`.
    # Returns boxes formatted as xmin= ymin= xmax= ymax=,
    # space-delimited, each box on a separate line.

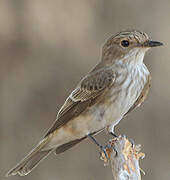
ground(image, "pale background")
xmin=1 ymin=0 xmax=170 ymax=180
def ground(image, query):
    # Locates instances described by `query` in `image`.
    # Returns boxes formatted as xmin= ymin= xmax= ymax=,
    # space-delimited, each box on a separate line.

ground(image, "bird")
xmin=6 ymin=30 xmax=163 ymax=177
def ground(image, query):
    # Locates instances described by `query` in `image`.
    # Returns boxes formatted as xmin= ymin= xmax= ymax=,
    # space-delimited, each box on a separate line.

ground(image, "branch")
xmin=100 ymin=136 xmax=145 ymax=180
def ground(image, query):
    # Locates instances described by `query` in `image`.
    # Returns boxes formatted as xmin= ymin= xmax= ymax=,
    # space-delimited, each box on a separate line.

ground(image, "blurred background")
xmin=1 ymin=0 xmax=170 ymax=180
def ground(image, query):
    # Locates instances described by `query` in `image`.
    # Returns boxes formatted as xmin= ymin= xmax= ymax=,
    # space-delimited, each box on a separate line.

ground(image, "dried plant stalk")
xmin=100 ymin=136 xmax=145 ymax=180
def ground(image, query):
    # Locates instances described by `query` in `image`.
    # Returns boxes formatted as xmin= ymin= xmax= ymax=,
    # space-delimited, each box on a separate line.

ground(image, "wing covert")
xmin=44 ymin=67 xmax=115 ymax=137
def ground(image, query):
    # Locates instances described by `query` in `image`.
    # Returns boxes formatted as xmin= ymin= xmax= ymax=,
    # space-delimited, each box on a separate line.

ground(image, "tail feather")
xmin=6 ymin=138 xmax=53 ymax=177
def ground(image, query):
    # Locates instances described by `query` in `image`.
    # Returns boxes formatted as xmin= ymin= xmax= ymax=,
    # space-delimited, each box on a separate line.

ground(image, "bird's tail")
xmin=6 ymin=137 xmax=53 ymax=177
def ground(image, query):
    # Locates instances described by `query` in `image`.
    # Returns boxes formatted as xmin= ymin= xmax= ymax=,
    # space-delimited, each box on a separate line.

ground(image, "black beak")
xmin=143 ymin=40 xmax=163 ymax=47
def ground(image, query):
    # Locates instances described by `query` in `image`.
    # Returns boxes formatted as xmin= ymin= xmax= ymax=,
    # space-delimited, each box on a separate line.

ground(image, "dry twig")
xmin=100 ymin=136 xmax=145 ymax=180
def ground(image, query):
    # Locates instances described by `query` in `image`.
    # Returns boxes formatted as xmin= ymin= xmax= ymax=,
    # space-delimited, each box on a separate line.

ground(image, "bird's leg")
xmin=109 ymin=132 xmax=118 ymax=138
xmin=88 ymin=134 xmax=108 ymax=158
xmin=107 ymin=125 xmax=118 ymax=138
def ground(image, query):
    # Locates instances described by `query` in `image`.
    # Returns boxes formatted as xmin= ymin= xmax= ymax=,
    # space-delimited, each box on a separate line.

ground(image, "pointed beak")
xmin=143 ymin=40 xmax=163 ymax=47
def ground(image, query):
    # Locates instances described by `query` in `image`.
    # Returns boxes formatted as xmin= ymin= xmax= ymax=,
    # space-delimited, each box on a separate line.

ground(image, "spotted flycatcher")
xmin=6 ymin=30 xmax=163 ymax=176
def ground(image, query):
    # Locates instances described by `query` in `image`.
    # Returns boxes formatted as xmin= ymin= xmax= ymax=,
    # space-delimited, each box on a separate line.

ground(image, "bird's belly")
xmin=102 ymin=88 xmax=139 ymax=125
xmin=49 ymin=111 xmax=107 ymax=147
xmin=49 ymin=65 xmax=149 ymax=147
xmin=62 ymin=86 xmax=141 ymax=138
xmin=101 ymin=73 xmax=146 ymax=126
xmin=51 ymin=78 xmax=144 ymax=147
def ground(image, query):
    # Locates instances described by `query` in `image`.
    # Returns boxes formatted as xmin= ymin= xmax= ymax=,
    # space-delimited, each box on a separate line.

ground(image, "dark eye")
xmin=121 ymin=40 xmax=130 ymax=47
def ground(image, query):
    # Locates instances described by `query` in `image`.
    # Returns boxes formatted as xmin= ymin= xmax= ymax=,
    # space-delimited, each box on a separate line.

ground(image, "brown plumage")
xmin=45 ymin=67 xmax=115 ymax=137
xmin=6 ymin=30 xmax=163 ymax=177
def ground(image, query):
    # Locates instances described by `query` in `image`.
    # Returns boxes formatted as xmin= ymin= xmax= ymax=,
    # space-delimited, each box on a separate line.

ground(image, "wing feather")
xmin=44 ymin=67 xmax=115 ymax=137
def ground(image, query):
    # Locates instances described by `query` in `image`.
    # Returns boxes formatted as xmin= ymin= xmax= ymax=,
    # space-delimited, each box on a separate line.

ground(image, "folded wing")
xmin=44 ymin=67 xmax=116 ymax=137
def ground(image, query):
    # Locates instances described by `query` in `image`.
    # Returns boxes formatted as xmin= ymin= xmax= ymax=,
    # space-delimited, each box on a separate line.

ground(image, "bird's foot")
xmin=112 ymin=146 xmax=118 ymax=157
xmin=129 ymin=138 xmax=135 ymax=147
xmin=109 ymin=132 xmax=118 ymax=138
xmin=100 ymin=145 xmax=109 ymax=159
xmin=100 ymin=143 xmax=118 ymax=162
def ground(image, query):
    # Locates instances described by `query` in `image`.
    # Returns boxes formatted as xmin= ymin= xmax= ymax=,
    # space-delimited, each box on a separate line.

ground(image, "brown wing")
xmin=44 ymin=67 xmax=115 ymax=137
xmin=125 ymin=75 xmax=151 ymax=116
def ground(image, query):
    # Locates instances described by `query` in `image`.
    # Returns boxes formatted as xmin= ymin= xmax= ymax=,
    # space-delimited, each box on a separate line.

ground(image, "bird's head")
xmin=102 ymin=30 xmax=163 ymax=66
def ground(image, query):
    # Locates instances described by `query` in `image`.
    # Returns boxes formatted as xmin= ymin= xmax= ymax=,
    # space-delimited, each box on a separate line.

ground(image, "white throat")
xmin=116 ymin=48 xmax=149 ymax=68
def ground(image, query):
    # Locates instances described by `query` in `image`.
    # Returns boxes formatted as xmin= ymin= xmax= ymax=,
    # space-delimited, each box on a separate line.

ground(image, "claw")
xmin=129 ymin=138 xmax=135 ymax=147
xmin=100 ymin=146 xmax=108 ymax=159
xmin=112 ymin=146 xmax=118 ymax=157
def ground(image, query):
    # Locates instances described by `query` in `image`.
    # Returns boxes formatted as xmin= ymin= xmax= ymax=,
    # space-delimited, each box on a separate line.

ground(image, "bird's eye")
xmin=121 ymin=40 xmax=130 ymax=47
